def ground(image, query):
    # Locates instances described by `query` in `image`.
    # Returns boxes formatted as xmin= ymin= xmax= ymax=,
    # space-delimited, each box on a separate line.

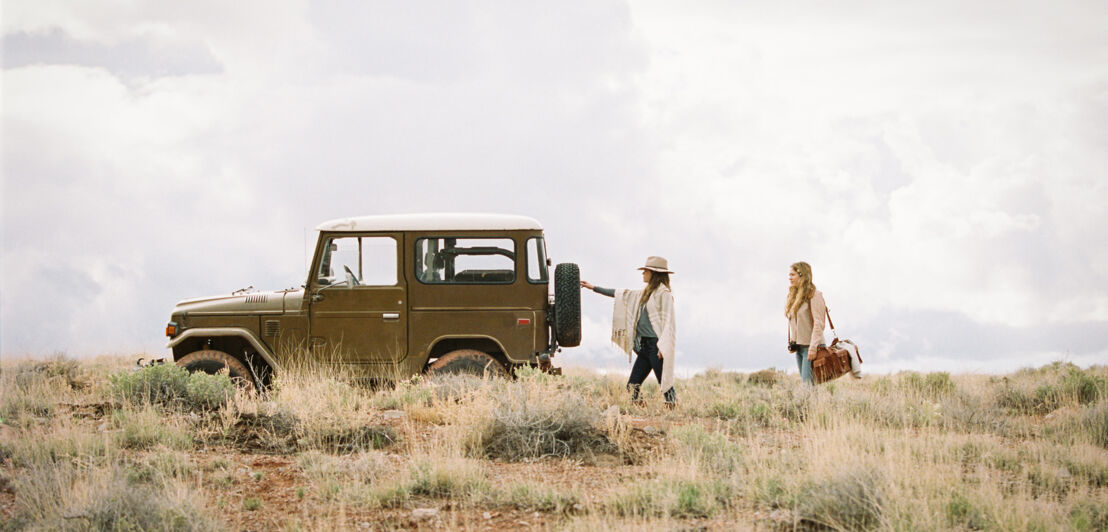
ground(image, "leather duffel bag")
xmin=810 ymin=339 xmax=853 ymax=384
xmin=808 ymin=309 xmax=862 ymax=384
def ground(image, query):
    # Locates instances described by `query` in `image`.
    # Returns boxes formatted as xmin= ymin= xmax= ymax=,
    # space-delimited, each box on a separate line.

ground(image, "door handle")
xmin=383 ymin=313 xmax=400 ymax=320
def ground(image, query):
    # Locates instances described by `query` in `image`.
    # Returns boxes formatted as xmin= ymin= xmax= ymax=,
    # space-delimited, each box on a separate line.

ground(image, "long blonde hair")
xmin=640 ymin=271 xmax=671 ymax=307
xmin=785 ymin=262 xmax=815 ymax=318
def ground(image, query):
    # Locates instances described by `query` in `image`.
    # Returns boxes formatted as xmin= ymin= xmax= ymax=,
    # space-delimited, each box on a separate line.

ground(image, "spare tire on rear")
xmin=554 ymin=262 xmax=582 ymax=347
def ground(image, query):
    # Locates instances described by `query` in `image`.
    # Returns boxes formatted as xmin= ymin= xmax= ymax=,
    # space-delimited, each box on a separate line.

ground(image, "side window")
xmin=415 ymin=237 xmax=515 ymax=284
xmin=317 ymin=236 xmax=397 ymax=286
xmin=526 ymin=237 xmax=548 ymax=283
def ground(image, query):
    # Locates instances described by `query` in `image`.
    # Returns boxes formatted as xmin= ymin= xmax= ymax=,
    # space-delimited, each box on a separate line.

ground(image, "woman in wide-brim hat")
xmin=581 ymin=256 xmax=677 ymax=406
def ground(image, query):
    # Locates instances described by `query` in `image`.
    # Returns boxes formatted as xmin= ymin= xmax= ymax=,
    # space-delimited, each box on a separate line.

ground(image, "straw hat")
xmin=637 ymin=256 xmax=674 ymax=274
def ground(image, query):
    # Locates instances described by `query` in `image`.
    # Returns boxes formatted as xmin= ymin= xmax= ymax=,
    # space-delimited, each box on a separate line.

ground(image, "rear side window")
xmin=526 ymin=237 xmax=548 ymax=283
xmin=415 ymin=237 xmax=516 ymax=284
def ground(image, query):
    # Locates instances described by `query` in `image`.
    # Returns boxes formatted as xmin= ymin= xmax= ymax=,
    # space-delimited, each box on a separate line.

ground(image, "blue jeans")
xmin=628 ymin=337 xmax=677 ymax=403
xmin=795 ymin=346 xmax=814 ymax=384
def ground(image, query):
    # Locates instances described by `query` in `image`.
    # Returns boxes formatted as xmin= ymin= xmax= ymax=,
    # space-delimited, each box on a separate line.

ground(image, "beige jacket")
xmin=611 ymin=285 xmax=676 ymax=394
xmin=788 ymin=289 xmax=827 ymax=348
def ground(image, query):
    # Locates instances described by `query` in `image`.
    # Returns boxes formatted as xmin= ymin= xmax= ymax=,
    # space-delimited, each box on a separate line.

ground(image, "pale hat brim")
xmin=638 ymin=255 xmax=673 ymax=274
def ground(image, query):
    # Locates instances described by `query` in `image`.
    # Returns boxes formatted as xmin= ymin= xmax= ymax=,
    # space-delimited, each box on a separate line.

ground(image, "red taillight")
xmin=518 ymin=318 xmax=531 ymax=325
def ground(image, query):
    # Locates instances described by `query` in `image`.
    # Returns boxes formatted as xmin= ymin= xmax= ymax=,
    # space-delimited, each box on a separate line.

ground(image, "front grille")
xmin=264 ymin=320 xmax=280 ymax=337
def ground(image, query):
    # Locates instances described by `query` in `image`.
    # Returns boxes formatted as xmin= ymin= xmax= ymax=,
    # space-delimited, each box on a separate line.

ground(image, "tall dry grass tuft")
xmin=219 ymin=346 xmax=401 ymax=454
xmin=793 ymin=466 xmax=886 ymax=530
xmin=6 ymin=459 xmax=218 ymax=531
xmin=463 ymin=370 xmax=616 ymax=461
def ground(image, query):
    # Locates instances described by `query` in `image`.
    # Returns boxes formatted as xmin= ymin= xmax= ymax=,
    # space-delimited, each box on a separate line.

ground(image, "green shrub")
xmin=8 ymin=461 xmax=217 ymax=531
xmin=708 ymin=400 xmax=743 ymax=420
xmin=607 ymin=478 xmax=732 ymax=518
xmin=795 ymin=467 xmax=885 ymax=531
xmin=671 ymin=424 xmax=744 ymax=475
xmin=1070 ymin=500 xmax=1108 ymax=531
xmin=945 ymin=491 xmax=990 ymax=530
xmin=185 ymin=371 xmax=235 ymax=410
xmin=476 ymin=383 xmax=615 ymax=461
xmin=308 ymin=424 xmax=399 ymax=453
xmin=408 ymin=457 xmax=488 ymax=499
xmin=501 ymin=483 xmax=580 ymax=513
xmin=110 ymin=364 xmax=190 ymax=405
xmin=113 ymin=407 xmax=193 ymax=450
xmin=1058 ymin=368 xmax=1104 ymax=405
xmin=900 ymin=371 xmax=955 ymax=398
xmin=111 ymin=364 xmax=238 ymax=411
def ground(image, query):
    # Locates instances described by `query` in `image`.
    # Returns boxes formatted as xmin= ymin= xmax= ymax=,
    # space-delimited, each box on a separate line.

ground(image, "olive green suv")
xmin=164 ymin=214 xmax=581 ymax=389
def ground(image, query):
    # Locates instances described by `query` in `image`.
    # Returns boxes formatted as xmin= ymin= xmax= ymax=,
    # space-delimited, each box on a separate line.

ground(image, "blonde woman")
xmin=786 ymin=261 xmax=827 ymax=384
xmin=581 ymin=256 xmax=677 ymax=406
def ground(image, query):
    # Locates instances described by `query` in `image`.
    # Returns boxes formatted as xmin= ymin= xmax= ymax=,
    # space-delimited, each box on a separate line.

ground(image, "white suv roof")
xmin=316 ymin=213 xmax=543 ymax=232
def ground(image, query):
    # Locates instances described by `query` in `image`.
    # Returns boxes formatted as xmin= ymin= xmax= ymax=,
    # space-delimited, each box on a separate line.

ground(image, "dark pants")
xmin=627 ymin=337 xmax=677 ymax=403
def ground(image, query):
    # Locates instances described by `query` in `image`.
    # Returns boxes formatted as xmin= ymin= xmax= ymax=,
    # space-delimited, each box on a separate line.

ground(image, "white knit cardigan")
xmin=610 ymin=285 xmax=677 ymax=394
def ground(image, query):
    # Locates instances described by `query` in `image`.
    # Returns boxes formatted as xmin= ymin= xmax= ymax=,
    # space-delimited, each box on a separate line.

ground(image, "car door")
xmin=308 ymin=233 xmax=407 ymax=375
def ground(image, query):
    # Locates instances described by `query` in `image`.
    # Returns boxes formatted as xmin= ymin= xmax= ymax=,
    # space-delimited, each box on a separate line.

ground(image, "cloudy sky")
xmin=3 ymin=1 xmax=1107 ymax=375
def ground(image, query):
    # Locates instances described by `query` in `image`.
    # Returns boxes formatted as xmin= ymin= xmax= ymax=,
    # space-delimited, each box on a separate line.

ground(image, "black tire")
xmin=554 ymin=262 xmax=582 ymax=347
xmin=176 ymin=349 xmax=256 ymax=392
xmin=426 ymin=349 xmax=508 ymax=378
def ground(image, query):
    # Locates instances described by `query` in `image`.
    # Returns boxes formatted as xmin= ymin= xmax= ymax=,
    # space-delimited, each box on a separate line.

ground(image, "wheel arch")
xmin=423 ymin=335 xmax=513 ymax=371
xmin=167 ymin=327 xmax=280 ymax=381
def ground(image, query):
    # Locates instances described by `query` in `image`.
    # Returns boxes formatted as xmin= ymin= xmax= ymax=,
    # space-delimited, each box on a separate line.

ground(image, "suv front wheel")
xmin=177 ymin=349 xmax=256 ymax=392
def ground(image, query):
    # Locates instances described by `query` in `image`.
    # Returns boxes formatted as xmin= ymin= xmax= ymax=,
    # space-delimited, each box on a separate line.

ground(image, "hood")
xmin=172 ymin=289 xmax=304 ymax=315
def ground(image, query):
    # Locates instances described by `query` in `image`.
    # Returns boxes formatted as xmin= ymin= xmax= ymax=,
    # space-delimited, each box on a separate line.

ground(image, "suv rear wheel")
xmin=177 ymin=349 xmax=256 ymax=392
xmin=426 ymin=349 xmax=508 ymax=378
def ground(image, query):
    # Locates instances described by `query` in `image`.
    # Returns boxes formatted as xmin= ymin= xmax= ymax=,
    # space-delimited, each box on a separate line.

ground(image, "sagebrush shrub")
xmin=184 ymin=371 xmax=235 ymax=410
xmin=795 ymin=467 xmax=885 ymax=531
xmin=476 ymin=382 xmax=615 ymax=461
xmin=110 ymin=364 xmax=190 ymax=405
xmin=671 ymin=424 xmax=744 ymax=475
xmin=110 ymin=364 xmax=236 ymax=411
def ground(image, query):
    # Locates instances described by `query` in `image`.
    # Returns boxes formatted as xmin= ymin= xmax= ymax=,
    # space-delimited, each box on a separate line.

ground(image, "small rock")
xmin=382 ymin=410 xmax=407 ymax=421
xmin=412 ymin=508 xmax=438 ymax=520
xmin=642 ymin=425 xmax=659 ymax=435
xmin=357 ymin=522 xmax=370 ymax=529
xmin=518 ymin=521 xmax=529 ymax=527
xmin=532 ymin=511 xmax=539 ymax=518
xmin=572 ymin=503 xmax=583 ymax=512
xmin=603 ymin=405 xmax=620 ymax=418
xmin=483 ymin=512 xmax=492 ymax=519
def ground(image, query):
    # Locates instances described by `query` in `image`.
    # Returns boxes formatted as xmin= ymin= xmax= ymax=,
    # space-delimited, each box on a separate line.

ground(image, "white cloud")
xmin=3 ymin=1 xmax=1107 ymax=373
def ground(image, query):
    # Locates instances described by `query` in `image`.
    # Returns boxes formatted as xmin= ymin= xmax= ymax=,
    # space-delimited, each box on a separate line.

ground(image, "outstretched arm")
xmin=580 ymin=280 xmax=615 ymax=297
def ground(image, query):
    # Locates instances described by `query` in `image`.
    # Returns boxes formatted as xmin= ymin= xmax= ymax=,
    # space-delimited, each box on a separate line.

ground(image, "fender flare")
xmin=426 ymin=334 xmax=526 ymax=364
xmin=166 ymin=327 xmax=281 ymax=373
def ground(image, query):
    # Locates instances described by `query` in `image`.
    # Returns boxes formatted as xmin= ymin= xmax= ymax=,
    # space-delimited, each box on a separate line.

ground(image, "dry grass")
xmin=1 ymin=354 xmax=1105 ymax=531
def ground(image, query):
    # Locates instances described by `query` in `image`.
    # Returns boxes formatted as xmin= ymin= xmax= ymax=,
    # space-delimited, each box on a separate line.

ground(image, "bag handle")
xmin=810 ymin=300 xmax=839 ymax=347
